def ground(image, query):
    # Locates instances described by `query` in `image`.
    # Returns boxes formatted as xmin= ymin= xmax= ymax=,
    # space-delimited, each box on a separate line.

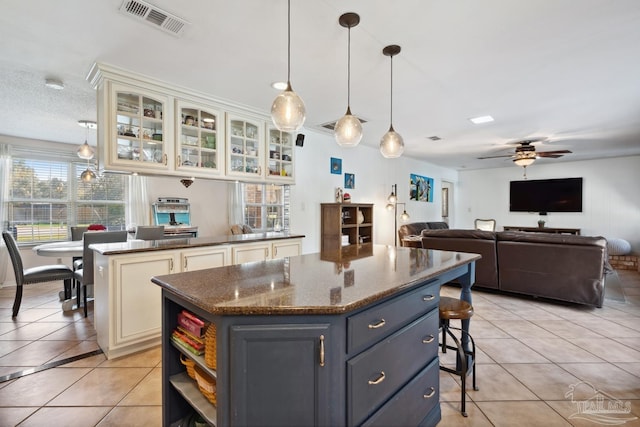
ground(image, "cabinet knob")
xmin=422 ymin=295 xmax=435 ymax=301
xmin=423 ymin=387 xmax=436 ymax=399
xmin=368 ymin=371 xmax=386 ymax=385
xmin=368 ymin=319 xmax=386 ymax=329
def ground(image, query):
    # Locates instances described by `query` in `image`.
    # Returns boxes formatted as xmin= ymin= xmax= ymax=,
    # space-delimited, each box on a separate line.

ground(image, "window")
xmin=5 ymin=151 xmax=126 ymax=243
xmin=243 ymin=184 xmax=290 ymax=232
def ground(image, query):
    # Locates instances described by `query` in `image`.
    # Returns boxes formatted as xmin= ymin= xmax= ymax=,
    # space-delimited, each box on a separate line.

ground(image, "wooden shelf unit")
xmin=321 ymin=203 xmax=374 ymax=252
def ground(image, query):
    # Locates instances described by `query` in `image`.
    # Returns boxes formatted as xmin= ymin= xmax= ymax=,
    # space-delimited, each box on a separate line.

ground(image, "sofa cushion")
xmin=421 ymin=229 xmax=496 ymax=240
xmin=497 ymin=231 xmax=607 ymax=248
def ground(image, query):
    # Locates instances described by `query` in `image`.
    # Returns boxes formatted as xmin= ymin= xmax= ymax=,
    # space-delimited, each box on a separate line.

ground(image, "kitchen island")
xmin=152 ymin=245 xmax=479 ymax=426
xmin=90 ymin=232 xmax=304 ymax=359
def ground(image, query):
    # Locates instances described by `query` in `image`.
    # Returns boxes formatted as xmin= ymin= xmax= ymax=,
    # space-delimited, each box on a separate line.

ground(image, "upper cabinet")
xmin=226 ymin=114 xmax=265 ymax=180
xmin=175 ymin=100 xmax=224 ymax=178
xmin=266 ymin=126 xmax=295 ymax=183
xmin=109 ymin=83 xmax=171 ymax=173
xmin=89 ymin=63 xmax=296 ymax=184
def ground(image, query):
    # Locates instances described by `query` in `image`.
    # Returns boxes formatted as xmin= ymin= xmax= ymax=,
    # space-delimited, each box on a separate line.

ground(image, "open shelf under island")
xmin=152 ymin=245 xmax=479 ymax=426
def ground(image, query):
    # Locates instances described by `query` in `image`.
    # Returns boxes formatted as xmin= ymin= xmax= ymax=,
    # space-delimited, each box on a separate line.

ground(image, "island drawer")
xmin=347 ymin=310 xmax=439 ymax=426
xmin=347 ymin=280 xmax=438 ymax=354
xmin=362 ymin=357 xmax=439 ymax=427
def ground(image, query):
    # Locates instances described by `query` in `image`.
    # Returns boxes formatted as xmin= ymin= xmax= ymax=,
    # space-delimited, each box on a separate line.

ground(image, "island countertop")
xmin=151 ymin=244 xmax=480 ymax=316
xmin=89 ymin=231 xmax=305 ymax=255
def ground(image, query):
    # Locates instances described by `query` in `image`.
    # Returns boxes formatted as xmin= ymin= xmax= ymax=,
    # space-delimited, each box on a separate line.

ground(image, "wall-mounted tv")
xmin=509 ymin=177 xmax=583 ymax=213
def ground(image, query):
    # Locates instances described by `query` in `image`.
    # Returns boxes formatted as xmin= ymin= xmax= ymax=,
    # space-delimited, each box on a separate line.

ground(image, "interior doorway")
xmin=441 ymin=181 xmax=453 ymax=226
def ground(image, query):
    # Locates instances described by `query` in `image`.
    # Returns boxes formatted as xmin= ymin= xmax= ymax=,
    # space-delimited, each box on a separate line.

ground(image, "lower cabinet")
xmin=161 ymin=278 xmax=441 ymax=426
xmin=181 ymin=246 xmax=229 ymax=271
xmin=231 ymin=242 xmax=269 ymax=264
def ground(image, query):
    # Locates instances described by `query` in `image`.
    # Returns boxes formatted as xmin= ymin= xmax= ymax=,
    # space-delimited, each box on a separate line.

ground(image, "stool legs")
xmin=440 ymin=319 xmax=478 ymax=417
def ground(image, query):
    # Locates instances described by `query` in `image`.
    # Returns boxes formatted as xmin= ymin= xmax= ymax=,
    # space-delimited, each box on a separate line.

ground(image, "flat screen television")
xmin=509 ymin=177 xmax=583 ymax=213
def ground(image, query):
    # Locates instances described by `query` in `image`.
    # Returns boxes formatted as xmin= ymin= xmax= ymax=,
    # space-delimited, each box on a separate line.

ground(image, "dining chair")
xmin=2 ymin=231 xmax=75 ymax=318
xmin=74 ymin=230 xmax=128 ymax=317
xmin=70 ymin=225 xmax=89 ymax=272
xmin=474 ymin=218 xmax=496 ymax=232
xmin=135 ymin=225 xmax=165 ymax=240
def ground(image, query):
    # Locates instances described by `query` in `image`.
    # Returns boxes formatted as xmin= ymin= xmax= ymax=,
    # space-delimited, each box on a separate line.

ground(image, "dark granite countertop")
xmin=90 ymin=232 xmax=305 ymax=255
xmin=151 ymin=244 xmax=480 ymax=316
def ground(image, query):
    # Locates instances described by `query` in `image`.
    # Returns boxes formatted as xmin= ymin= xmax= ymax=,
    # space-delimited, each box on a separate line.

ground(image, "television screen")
xmin=509 ymin=177 xmax=583 ymax=213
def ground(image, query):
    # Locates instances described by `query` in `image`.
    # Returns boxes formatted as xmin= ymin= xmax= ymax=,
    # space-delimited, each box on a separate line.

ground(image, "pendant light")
xmin=379 ymin=45 xmax=404 ymax=158
xmin=270 ymin=0 xmax=306 ymax=132
xmin=334 ymin=12 xmax=363 ymax=147
xmin=78 ymin=121 xmax=96 ymax=182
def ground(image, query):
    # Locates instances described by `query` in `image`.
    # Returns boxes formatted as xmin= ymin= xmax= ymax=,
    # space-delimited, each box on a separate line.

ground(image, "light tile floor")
xmin=0 ymin=270 xmax=638 ymax=426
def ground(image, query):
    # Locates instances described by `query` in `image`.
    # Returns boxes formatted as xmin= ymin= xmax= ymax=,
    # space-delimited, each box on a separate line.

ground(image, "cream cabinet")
xmin=106 ymin=82 xmax=172 ymax=173
xmin=266 ymin=126 xmax=295 ymax=183
xmin=94 ymin=250 xmax=178 ymax=359
xmin=226 ymin=113 xmax=265 ymax=180
xmin=175 ymin=100 xmax=225 ymax=178
xmin=232 ymin=242 xmax=270 ymax=264
xmin=272 ymin=239 xmax=301 ymax=259
xmin=180 ymin=246 xmax=230 ymax=271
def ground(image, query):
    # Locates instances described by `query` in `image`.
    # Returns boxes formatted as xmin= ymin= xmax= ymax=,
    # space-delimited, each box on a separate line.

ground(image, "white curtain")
xmin=0 ymin=144 xmax=11 ymax=285
xmin=126 ymin=174 xmax=151 ymax=231
xmin=228 ymin=182 xmax=245 ymax=226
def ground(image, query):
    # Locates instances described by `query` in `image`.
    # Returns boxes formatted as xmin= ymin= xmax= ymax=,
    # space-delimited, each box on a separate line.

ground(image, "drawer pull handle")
xmin=423 ymin=387 xmax=436 ymax=399
xmin=423 ymin=295 xmax=435 ymax=301
xmin=368 ymin=371 xmax=386 ymax=385
xmin=422 ymin=335 xmax=435 ymax=344
xmin=319 ymin=335 xmax=325 ymax=367
xmin=368 ymin=319 xmax=386 ymax=329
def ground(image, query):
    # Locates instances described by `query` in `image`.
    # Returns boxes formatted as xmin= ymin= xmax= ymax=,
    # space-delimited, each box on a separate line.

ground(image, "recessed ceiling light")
xmin=469 ymin=115 xmax=494 ymax=124
xmin=77 ymin=120 xmax=97 ymax=129
xmin=45 ymin=78 xmax=65 ymax=90
xmin=271 ymin=81 xmax=287 ymax=90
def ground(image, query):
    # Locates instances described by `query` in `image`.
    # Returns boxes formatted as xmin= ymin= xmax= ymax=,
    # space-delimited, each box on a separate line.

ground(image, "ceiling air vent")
xmin=119 ymin=0 xmax=188 ymax=37
xmin=428 ymin=136 xmax=442 ymax=141
xmin=319 ymin=117 xmax=368 ymax=132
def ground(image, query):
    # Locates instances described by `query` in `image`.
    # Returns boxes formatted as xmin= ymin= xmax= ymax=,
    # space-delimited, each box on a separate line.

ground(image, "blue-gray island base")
xmin=152 ymin=244 xmax=479 ymax=426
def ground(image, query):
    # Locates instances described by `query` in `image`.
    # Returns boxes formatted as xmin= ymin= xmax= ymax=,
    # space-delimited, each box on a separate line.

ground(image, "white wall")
xmin=456 ymin=155 xmax=640 ymax=251
xmin=290 ymin=129 xmax=458 ymax=254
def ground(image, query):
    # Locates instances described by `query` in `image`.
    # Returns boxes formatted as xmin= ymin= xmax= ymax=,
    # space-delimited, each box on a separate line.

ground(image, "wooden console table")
xmin=503 ymin=226 xmax=581 ymax=235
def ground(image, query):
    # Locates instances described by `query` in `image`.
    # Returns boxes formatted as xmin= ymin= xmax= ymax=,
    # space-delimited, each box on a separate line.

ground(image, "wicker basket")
xmin=180 ymin=353 xmax=196 ymax=380
xmin=194 ymin=365 xmax=217 ymax=406
xmin=204 ymin=324 xmax=217 ymax=369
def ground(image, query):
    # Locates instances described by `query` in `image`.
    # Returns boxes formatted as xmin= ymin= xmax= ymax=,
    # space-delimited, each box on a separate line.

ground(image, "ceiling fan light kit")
xmin=478 ymin=139 xmax=572 ymax=172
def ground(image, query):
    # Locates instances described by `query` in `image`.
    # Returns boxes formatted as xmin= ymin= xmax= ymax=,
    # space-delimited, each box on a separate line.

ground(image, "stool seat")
xmin=439 ymin=296 xmax=474 ymax=320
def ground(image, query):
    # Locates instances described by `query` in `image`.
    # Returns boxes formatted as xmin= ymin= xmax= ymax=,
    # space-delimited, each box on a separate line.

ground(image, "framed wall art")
xmin=345 ymin=173 xmax=355 ymax=189
xmin=330 ymin=157 xmax=342 ymax=174
xmin=409 ymin=173 xmax=434 ymax=202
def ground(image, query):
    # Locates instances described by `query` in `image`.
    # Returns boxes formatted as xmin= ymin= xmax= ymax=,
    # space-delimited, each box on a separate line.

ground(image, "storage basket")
xmin=204 ymin=324 xmax=217 ymax=369
xmin=179 ymin=353 xmax=196 ymax=380
xmin=194 ymin=365 xmax=217 ymax=406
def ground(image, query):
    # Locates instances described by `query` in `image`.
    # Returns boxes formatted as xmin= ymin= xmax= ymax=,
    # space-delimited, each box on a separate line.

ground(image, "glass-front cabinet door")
xmin=226 ymin=113 xmax=264 ymax=179
xmin=176 ymin=100 xmax=223 ymax=177
xmin=111 ymin=84 xmax=169 ymax=171
xmin=267 ymin=126 xmax=295 ymax=183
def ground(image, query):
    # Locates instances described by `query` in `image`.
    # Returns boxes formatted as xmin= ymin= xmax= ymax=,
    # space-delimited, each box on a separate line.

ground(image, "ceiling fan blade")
xmin=537 ymin=153 xmax=564 ymax=158
xmin=477 ymin=154 xmax=514 ymax=159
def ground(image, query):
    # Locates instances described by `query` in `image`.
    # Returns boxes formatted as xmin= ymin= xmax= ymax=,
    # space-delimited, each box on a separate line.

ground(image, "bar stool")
xmin=439 ymin=296 xmax=478 ymax=417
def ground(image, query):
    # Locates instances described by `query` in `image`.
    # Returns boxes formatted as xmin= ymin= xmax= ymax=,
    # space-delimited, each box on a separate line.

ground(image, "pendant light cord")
xmin=287 ymin=0 xmax=291 ymax=84
xmin=389 ymin=54 xmax=394 ymax=127
xmin=347 ymin=25 xmax=351 ymax=109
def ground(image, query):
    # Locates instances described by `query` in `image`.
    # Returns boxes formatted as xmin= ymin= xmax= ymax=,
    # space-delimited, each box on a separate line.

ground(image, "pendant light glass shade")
xmin=81 ymin=166 xmax=96 ymax=182
xmin=271 ymin=0 xmax=306 ymax=132
xmin=77 ymin=140 xmax=94 ymax=160
xmin=271 ymin=82 xmax=306 ymax=132
xmin=335 ymin=12 xmax=363 ymax=147
xmin=380 ymin=45 xmax=404 ymax=158
xmin=380 ymin=125 xmax=404 ymax=158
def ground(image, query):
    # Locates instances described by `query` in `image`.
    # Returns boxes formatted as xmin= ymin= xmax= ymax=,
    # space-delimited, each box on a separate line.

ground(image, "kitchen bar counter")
xmin=90 ymin=231 xmax=305 ymax=255
xmin=91 ymin=232 xmax=304 ymax=359
xmin=153 ymin=245 xmax=479 ymax=426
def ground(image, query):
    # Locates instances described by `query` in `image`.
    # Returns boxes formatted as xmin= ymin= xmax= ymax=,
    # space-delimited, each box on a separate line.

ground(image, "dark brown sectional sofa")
xmin=420 ymin=228 xmax=611 ymax=307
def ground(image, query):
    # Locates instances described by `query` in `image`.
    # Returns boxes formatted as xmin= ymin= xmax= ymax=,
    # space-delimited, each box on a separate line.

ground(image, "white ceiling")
xmin=1 ymin=0 xmax=639 ymax=170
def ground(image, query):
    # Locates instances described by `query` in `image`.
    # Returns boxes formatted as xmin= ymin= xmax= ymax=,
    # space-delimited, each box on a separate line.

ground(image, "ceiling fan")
xmin=477 ymin=139 xmax=572 ymax=165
